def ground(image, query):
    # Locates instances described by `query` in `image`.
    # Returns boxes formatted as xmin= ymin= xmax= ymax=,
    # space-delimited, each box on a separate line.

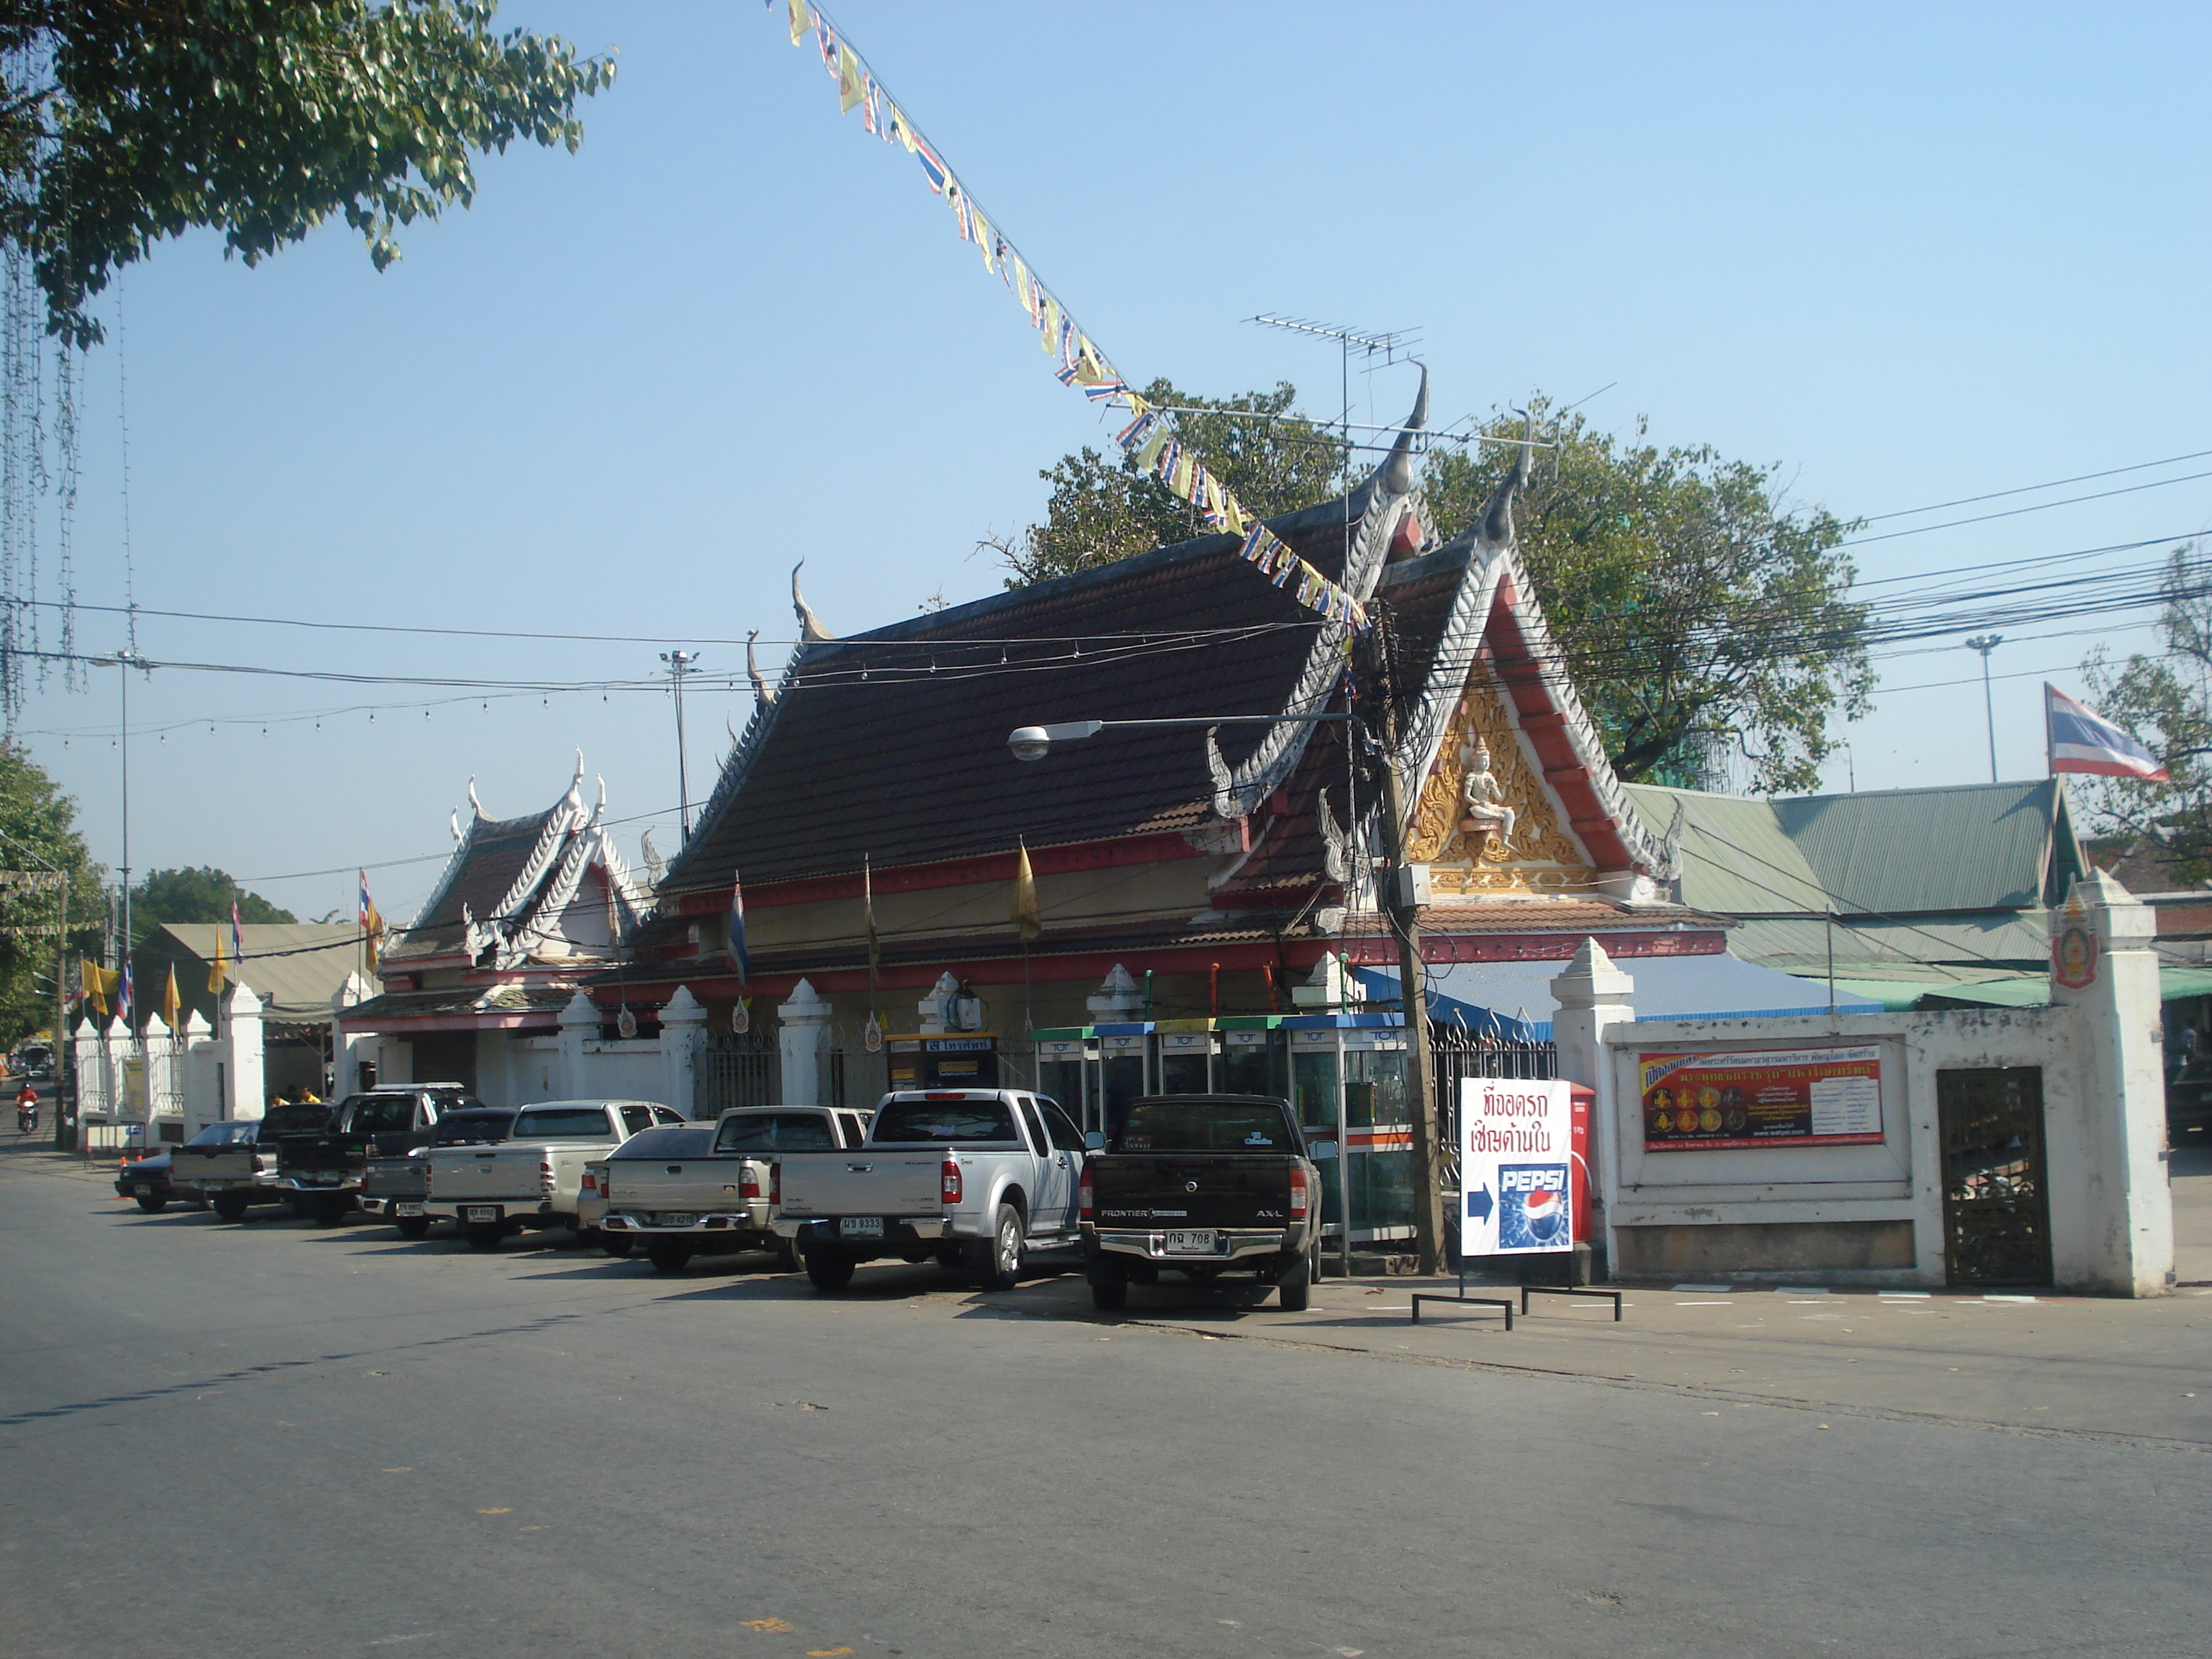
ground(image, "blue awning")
xmin=1352 ymin=968 xmax=1546 ymax=1042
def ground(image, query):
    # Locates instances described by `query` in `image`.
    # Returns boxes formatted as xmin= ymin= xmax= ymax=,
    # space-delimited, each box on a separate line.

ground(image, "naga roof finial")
xmin=1480 ymin=407 xmax=1536 ymax=549
xmin=747 ymin=628 xmax=777 ymax=708
xmin=1380 ymin=364 xmax=1429 ymax=497
xmin=792 ymin=562 xmax=836 ymax=644
xmin=467 ymin=775 xmax=485 ymax=819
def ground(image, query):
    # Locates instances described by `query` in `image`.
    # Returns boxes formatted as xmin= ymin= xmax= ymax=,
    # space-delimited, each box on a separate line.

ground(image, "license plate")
xmin=465 ymin=1206 xmax=500 ymax=1223
xmin=1165 ymin=1230 xmax=1220 ymax=1254
xmin=395 ymin=1203 xmax=423 ymax=1217
xmin=839 ymin=1215 xmax=884 ymax=1238
xmin=655 ymin=1213 xmax=698 ymax=1228
xmin=134 ymin=1185 xmax=154 ymax=1197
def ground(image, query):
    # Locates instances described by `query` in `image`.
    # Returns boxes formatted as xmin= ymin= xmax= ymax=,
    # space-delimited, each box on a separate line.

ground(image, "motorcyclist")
xmin=16 ymin=1080 xmax=37 ymax=1134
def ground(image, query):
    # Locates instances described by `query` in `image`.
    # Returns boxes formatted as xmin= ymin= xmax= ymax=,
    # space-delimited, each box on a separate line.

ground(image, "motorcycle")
xmin=16 ymin=1098 xmax=36 ymax=1134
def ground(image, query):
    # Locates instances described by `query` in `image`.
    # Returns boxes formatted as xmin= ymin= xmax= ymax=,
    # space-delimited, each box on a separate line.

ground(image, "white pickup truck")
xmin=421 ymin=1098 xmax=684 ymax=1249
xmin=773 ymin=1088 xmax=1089 ymax=1293
xmin=598 ymin=1104 xmax=873 ymax=1274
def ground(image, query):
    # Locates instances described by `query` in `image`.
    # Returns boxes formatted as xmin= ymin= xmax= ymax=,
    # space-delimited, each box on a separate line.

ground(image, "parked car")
xmin=421 ymin=1099 xmax=685 ymax=1249
xmin=774 ymin=1088 xmax=1087 ymax=1292
xmin=275 ymin=1084 xmax=484 ymax=1225
xmin=165 ymin=1121 xmax=269 ymax=1213
xmin=1079 ymin=1093 xmax=1321 ymax=1312
xmin=359 ymin=1107 xmax=517 ymax=1239
xmin=114 ymin=1148 xmax=186 ymax=1212
xmin=598 ymin=1104 xmax=873 ymax=1273
xmin=195 ymin=1101 xmax=336 ymax=1220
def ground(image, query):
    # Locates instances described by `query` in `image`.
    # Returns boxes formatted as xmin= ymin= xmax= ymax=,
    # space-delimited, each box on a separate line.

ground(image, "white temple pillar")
xmin=179 ymin=1010 xmax=222 ymax=1123
xmin=1550 ymin=939 xmax=1637 ymax=1267
xmin=222 ymin=984 xmax=266 ymax=1121
xmin=73 ymin=1013 xmax=108 ymax=1120
xmin=142 ymin=1012 xmax=178 ymax=1134
xmin=779 ymin=979 xmax=834 ymax=1106
xmin=331 ymin=971 xmax=380 ymax=1103
xmin=557 ymin=991 xmax=598 ymax=1100
xmin=660 ymin=986 xmax=708 ymax=1118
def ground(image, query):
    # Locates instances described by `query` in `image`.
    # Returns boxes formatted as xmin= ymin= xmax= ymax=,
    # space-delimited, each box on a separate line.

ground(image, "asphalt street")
xmin=2 ymin=1141 xmax=2205 ymax=1659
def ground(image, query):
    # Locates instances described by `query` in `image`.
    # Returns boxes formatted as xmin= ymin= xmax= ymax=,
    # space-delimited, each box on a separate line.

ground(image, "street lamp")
xmin=1964 ymin=634 xmax=2002 ymax=783
xmin=1008 ymin=707 xmax=1448 ymax=1278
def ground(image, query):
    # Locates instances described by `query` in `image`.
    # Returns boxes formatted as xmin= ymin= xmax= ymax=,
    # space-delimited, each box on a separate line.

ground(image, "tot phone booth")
xmin=1458 ymin=1078 xmax=1593 ymax=1284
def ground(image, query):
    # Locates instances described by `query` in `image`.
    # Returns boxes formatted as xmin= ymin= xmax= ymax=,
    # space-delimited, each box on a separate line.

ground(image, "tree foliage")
xmin=994 ymin=379 xmax=1348 ymax=588
xmin=0 ymin=740 xmax=105 ymax=1042
xmin=0 ymin=1 xmax=616 ymax=346
xmin=2080 ymin=542 xmax=2212 ymax=881
xmin=130 ymin=865 xmax=295 ymax=943
xmin=1424 ymin=401 xmax=1871 ymax=793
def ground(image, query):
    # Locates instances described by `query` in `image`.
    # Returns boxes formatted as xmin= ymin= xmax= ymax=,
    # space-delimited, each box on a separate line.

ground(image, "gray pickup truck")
xmin=192 ymin=1102 xmax=335 ymax=1220
xmin=276 ymin=1084 xmax=485 ymax=1224
xmin=1080 ymin=1093 xmax=1322 ymax=1312
xmin=774 ymin=1088 xmax=1088 ymax=1293
xmin=359 ymin=1107 xmax=516 ymax=1238
xmin=598 ymin=1104 xmax=873 ymax=1273
xmin=422 ymin=1099 xmax=685 ymax=1249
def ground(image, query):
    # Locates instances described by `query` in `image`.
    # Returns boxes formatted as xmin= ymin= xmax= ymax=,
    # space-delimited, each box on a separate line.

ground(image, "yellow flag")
xmin=837 ymin=45 xmax=865 ymax=113
xmin=208 ymin=929 xmax=229 ymax=995
xmin=161 ymin=965 xmax=180 ymax=1032
xmin=80 ymin=957 xmax=106 ymax=1016
xmin=364 ymin=899 xmax=385 ymax=974
xmin=787 ymin=0 xmax=808 ymax=48
xmin=1012 ymin=842 xmax=1042 ymax=943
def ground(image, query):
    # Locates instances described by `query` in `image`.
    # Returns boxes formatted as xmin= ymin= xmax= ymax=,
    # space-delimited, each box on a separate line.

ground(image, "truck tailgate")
xmin=427 ymin=1145 xmax=544 ymax=1202
xmin=778 ymin=1153 xmax=942 ymax=1218
xmin=171 ymin=1146 xmax=258 ymax=1184
xmin=604 ymin=1156 xmax=757 ymax=1215
xmin=1092 ymin=1155 xmax=1299 ymax=1230
xmin=361 ymin=1156 xmax=426 ymax=1200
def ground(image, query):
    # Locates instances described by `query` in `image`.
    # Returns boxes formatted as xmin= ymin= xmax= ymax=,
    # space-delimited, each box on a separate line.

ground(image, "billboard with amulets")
xmin=1639 ymin=1044 xmax=1884 ymax=1151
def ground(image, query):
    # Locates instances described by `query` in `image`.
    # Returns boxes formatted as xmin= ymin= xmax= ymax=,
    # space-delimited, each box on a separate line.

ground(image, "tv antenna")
xmin=1251 ymin=315 xmax=1424 ymax=554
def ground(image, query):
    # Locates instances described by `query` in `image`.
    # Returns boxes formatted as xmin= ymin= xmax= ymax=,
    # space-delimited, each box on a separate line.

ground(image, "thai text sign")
xmin=1460 ymin=1078 xmax=1573 ymax=1255
xmin=1640 ymin=1044 xmax=1883 ymax=1151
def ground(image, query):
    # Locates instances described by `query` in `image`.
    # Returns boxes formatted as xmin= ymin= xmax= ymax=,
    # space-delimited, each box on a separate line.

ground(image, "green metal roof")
xmin=1624 ymin=786 xmax=1827 ymax=915
xmin=1775 ymin=780 xmax=2068 ymax=913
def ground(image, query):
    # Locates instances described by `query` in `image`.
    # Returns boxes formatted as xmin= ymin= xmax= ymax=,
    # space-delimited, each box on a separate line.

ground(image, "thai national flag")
xmin=727 ymin=876 xmax=750 ymax=986
xmin=230 ymin=900 xmax=246 ymax=966
xmin=2047 ymin=685 xmax=2170 ymax=780
xmin=912 ymin=140 xmax=948 ymax=194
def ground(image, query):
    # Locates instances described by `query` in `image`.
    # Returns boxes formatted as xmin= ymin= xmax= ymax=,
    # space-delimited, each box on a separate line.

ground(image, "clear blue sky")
xmin=16 ymin=0 xmax=2210 ymax=925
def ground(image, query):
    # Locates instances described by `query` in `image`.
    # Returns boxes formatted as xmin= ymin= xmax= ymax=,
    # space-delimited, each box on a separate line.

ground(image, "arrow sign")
xmin=1465 ymin=1185 xmax=1493 ymax=1223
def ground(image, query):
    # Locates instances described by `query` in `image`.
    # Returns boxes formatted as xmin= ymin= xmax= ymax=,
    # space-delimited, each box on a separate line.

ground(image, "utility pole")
xmin=660 ymin=649 xmax=700 ymax=842
xmin=1361 ymin=605 xmax=1444 ymax=1277
xmin=1966 ymin=634 xmax=2002 ymax=783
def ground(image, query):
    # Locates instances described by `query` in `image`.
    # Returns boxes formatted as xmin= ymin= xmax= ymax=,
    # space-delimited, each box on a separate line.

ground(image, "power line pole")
xmin=660 ymin=649 xmax=701 ymax=842
xmin=1966 ymin=634 xmax=2002 ymax=782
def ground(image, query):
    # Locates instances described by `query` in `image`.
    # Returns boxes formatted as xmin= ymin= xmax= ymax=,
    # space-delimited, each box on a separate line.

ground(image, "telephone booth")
xmin=885 ymin=1033 xmax=1001 ymax=1091
xmin=1284 ymin=1013 xmax=1410 ymax=1270
xmin=1155 ymin=1020 xmax=1218 ymax=1093
xmin=1033 ymin=1029 xmax=1098 ymax=1132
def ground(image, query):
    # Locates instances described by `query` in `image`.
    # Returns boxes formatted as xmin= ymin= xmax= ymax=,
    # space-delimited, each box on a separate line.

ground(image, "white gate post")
xmin=558 ymin=992 xmax=598 ymax=1099
xmin=180 ymin=1011 xmax=221 ymax=1123
xmin=778 ymin=979 xmax=834 ymax=1106
xmin=331 ymin=971 xmax=379 ymax=1102
xmin=660 ymin=986 xmax=708 ymax=1118
xmin=142 ymin=1013 xmax=177 ymax=1135
xmin=222 ymin=984 xmax=266 ymax=1121
xmin=1550 ymin=938 xmax=1638 ymax=1270
xmin=2048 ymin=872 xmax=2172 ymax=1295
xmin=73 ymin=1014 xmax=107 ymax=1120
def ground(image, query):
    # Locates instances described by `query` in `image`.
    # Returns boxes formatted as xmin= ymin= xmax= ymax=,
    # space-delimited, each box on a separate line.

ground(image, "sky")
xmin=11 ymin=0 xmax=2210 ymax=927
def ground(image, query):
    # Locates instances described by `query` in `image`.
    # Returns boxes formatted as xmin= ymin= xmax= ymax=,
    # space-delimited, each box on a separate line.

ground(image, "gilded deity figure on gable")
xmin=1458 ymin=733 xmax=1516 ymax=871
xmin=1405 ymin=684 xmax=1589 ymax=892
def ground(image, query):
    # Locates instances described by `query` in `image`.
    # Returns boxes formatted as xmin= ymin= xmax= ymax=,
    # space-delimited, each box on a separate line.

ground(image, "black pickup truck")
xmin=275 ymin=1084 xmax=484 ymax=1225
xmin=1079 ymin=1093 xmax=1323 ymax=1313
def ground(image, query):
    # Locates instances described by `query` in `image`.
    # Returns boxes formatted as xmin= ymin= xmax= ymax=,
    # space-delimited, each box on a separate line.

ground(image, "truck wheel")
xmin=464 ymin=1222 xmax=503 ymax=1251
xmin=394 ymin=1215 xmax=431 ymax=1241
xmin=601 ymin=1234 xmax=635 ymax=1259
xmin=1277 ymin=1241 xmax=1315 ymax=1312
xmin=805 ymin=1246 xmax=856 ymax=1293
xmin=1089 ymin=1267 xmax=1129 ymax=1312
xmin=646 ymin=1242 xmax=694 ymax=1274
xmin=976 ymin=1202 xmax=1025 ymax=1292
xmin=212 ymin=1192 xmax=250 ymax=1222
xmin=134 ymin=1192 xmax=166 ymax=1214
xmin=778 ymin=1236 xmax=804 ymax=1272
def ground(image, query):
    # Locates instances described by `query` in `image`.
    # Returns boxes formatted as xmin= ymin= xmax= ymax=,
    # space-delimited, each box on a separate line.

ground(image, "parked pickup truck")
xmin=1080 ymin=1093 xmax=1321 ymax=1312
xmin=598 ymin=1104 xmax=873 ymax=1274
xmin=359 ymin=1107 xmax=516 ymax=1239
xmin=192 ymin=1102 xmax=336 ymax=1221
xmin=775 ymin=1088 xmax=1089 ymax=1293
xmin=276 ymin=1084 xmax=485 ymax=1225
xmin=161 ymin=1122 xmax=264 ymax=1214
xmin=422 ymin=1098 xmax=684 ymax=1249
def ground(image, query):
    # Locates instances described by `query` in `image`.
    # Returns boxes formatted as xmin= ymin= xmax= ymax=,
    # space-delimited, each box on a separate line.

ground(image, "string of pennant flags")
xmin=770 ymin=0 xmax=1370 ymax=632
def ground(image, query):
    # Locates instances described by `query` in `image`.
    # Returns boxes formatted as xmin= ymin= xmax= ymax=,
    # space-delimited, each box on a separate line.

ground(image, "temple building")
xmin=337 ymin=755 xmax=655 ymax=1098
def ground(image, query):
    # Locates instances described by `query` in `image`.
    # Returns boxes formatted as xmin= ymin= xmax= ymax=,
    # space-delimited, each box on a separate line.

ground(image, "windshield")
xmin=1115 ymin=1097 xmax=1296 ymax=1154
xmin=511 ymin=1106 xmax=619 ymax=1140
xmin=715 ymin=1111 xmax=837 ymax=1153
xmin=611 ymin=1126 xmax=715 ymax=1159
xmin=261 ymin=1104 xmax=331 ymax=1138
xmin=432 ymin=1112 xmax=515 ymax=1147
xmin=870 ymin=1097 xmax=1020 ymax=1145
xmin=184 ymin=1121 xmax=258 ymax=1148
xmin=345 ymin=1096 xmax=418 ymax=1133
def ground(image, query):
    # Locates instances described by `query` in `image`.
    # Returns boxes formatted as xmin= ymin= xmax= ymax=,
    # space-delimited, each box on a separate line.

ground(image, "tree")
xmin=0 ymin=740 xmax=105 ymax=1043
xmin=993 ymin=379 xmax=1349 ymax=588
xmin=0 ymin=1 xmax=617 ymax=346
xmin=2080 ymin=541 xmax=2212 ymax=880
xmin=1423 ymin=400 xmax=1871 ymax=793
xmin=130 ymin=866 xmax=295 ymax=943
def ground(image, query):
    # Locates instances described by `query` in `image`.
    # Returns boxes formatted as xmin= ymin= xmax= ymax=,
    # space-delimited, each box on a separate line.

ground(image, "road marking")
xmin=475 ymin=1508 xmax=511 ymax=1515
xmin=1774 ymin=1286 xmax=1831 ymax=1295
xmin=741 ymin=1619 xmax=798 ymax=1634
xmin=1673 ymin=1282 xmax=1730 ymax=1292
xmin=365 ymin=1637 xmax=439 ymax=1648
xmin=807 ymin=1650 xmax=855 ymax=1657
xmin=380 ymin=1467 xmax=412 ymax=1473
xmin=1878 ymin=1290 xmax=1930 ymax=1298
xmin=1673 ymin=1300 xmax=1732 ymax=1306
xmin=1983 ymin=1294 xmax=2037 ymax=1303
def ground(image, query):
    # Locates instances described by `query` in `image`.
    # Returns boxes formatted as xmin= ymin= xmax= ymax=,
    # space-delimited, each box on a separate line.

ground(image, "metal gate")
xmin=1430 ymin=1024 xmax=1555 ymax=1204
xmin=1937 ymin=1066 xmax=2052 ymax=1287
xmin=694 ymin=1029 xmax=781 ymax=1119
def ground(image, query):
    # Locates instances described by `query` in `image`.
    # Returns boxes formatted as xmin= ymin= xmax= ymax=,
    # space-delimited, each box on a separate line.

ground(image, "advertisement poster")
xmin=1459 ymin=1077 xmax=1573 ymax=1256
xmin=1640 ymin=1045 xmax=1884 ymax=1151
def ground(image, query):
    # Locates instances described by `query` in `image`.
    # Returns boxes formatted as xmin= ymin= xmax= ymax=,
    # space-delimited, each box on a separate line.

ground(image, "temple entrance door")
xmin=1937 ymin=1067 xmax=2053 ymax=1287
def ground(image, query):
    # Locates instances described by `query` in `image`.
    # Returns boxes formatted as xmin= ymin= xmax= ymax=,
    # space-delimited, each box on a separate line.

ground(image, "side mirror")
xmin=1084 ymin=1131 xmax=1106 ymax=1151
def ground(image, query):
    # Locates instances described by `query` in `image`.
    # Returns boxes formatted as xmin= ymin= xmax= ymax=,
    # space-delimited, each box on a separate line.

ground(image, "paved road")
xmin=2 ymin=1148 xmax=2204 ymax=1659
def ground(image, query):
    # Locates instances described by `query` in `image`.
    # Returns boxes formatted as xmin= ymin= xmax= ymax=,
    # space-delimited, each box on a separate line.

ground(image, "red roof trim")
xmin=1485 ymin=585 xmax=1637 ymax=872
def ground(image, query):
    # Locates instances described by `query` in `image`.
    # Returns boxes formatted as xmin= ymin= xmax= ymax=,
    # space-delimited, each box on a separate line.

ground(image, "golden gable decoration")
xmin=1405 ymin=680 xmax=1590 ymax=894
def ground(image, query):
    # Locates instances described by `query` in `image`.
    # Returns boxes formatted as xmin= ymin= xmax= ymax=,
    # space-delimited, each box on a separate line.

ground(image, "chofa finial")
xmin=792 ymin=562 xmax=836 ymax=644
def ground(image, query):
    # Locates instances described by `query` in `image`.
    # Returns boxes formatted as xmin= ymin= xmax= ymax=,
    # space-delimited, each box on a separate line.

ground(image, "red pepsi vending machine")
xmin=1570 ymin=1083 xmax=1593 ymax=1244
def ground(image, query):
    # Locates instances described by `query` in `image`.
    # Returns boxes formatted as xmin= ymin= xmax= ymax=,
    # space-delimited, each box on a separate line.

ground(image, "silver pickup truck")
xmin=597 ymin=1104 xmax=873 ymax=1273
xmin=773 ymin=1088 xmax=1089 ymax=1293
xmin=359 ymin=1107 xmax=516 ymax=1238
xmin=422 ymin=1099 xmax=684 ymax=1249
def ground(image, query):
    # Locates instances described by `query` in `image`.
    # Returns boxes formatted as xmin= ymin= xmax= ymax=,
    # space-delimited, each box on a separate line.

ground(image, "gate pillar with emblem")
xmin=2046 ymin=872 xmax=2172 ymax=1295
xmin=1552 ymin=938 xmax=1635 ymax=1269
xmin=778 ymin=979 xmax=834 ymax=1106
